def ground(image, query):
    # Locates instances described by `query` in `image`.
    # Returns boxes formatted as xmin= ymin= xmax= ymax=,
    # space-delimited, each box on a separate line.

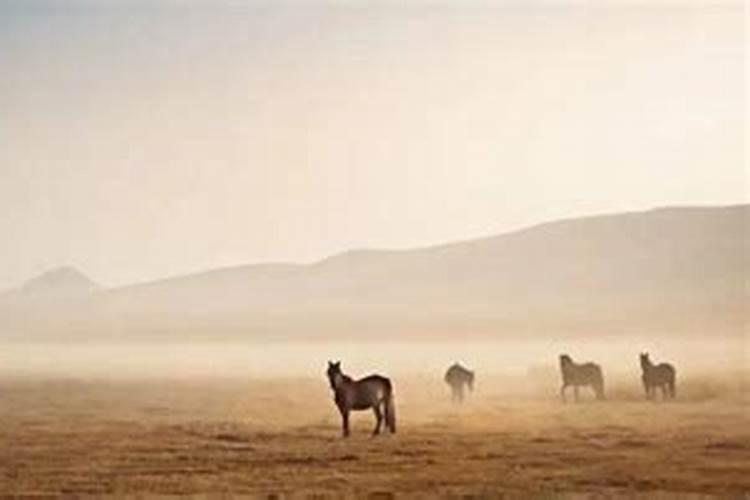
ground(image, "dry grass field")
xmin=0 ymin=374 xmax=747 ymax=499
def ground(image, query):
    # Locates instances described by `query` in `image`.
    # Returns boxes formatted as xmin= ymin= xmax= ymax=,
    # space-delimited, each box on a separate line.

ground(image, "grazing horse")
xmin=444 ymin=362 xmax=475 ymax=403
xmin=325 ymin=361 xmax=396 ymax=437
xmin=640 ymin=353 xmax=676 ymax=400
xmin=559 ymin=354 xmax=605 ymax=402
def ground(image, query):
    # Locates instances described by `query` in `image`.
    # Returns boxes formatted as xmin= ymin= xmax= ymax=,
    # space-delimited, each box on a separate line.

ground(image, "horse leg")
xmin=560 ymin=384 xmax=567 ymax=403
xmin=340 ymin=409 xmax=350 ymax=438
xmin=594 ymin=382 xmax=604 ymax=401
xmin=372 ymin=405 xmax=383 ymax=436
xmin=384 ymin=393 xmax=396 ymax=434
xmin=457 ymin=385 xmax=464 ymax=403
xmin=573 ymin=386 xmax=579 ymax=402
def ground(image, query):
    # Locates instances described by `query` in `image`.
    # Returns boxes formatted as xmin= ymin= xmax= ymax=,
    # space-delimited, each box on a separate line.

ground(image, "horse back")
xmin=645 ymin=362 xmax=676 ymax=384
xmin=445 ymin=365 xmax=472 ymax=383
xmin=356 ymin=374 xmax=392 ymax=388
xmin=660 ymin=362 xmax=675 ymax=375
xmin=343 ymin=375 xmax=392 ymax=410
xmin=562 ymin=361 xmax=602 ymax=385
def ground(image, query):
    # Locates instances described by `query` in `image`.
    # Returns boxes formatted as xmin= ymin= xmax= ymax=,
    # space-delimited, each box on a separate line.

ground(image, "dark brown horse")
xmin=326 ymin=361 xmax=396 ymax=437
xmin=559 ymin=354 xmax=605 ymax=402
xmin=640 ymin=352 xmax=676 ymax=400
xmin=444 ymin=362 xmax=475 ymax=403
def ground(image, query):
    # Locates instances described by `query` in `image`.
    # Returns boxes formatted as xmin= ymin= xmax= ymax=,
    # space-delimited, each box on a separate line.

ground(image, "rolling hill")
xmin=1 ymin=205 xmax=747 ymax=341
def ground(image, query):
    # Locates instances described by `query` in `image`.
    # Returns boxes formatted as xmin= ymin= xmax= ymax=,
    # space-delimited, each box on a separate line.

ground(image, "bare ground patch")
xmin=0 ymin=377 xmax=747 ymax=498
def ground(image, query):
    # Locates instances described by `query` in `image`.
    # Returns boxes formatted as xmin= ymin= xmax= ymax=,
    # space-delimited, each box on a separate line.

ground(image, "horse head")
xmin=640 ymin=352 xmax=651 ymax=369
xmin=326 ymin=361 xmax=342 ymax=389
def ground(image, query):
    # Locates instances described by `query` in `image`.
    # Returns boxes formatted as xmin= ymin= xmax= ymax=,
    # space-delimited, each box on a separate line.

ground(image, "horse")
xmin=559 ymin=354 xmax=605 ymax=402
xmin=640 ymin=352 xmax=676 ymax=400
xmin=325 ymin=361 xmax=396 ymax=437
xmin=444 ymin=362 xmax=475 ymax=403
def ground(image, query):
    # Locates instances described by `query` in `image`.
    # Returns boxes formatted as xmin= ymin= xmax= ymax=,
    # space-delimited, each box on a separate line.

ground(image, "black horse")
xmin=559 ymin=354 xmax=605 ymax=402
xmin=326 ymin=361 xmax=396 ymax=437
xmin=640 ymin=352 xmax=676 ymax=400
xmin=444 ymin=362 xmax=475 ymax=403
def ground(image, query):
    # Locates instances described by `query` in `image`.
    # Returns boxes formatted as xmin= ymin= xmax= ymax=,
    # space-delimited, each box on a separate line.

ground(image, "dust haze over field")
xmin=0 ymin=250 xmax=747 ymax=498
xmin=1 ymin=205 xmax=746 ymax=497
xmin=1 ymin=334 xmax=748 ymax=497
xmin=1 ymin=369 xmax=748 ymax=498
xmin=1 ymin=0 xmax=748 ymax=497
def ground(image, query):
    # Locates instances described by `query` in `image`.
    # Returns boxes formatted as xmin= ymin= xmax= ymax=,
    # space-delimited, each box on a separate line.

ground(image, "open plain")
xmin=0 ymin=373 xmax=747 ymax=498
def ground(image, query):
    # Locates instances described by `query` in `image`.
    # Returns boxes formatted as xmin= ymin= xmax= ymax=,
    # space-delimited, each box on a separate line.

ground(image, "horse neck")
xmin=332 ymin=372 xmax=352 ymax=391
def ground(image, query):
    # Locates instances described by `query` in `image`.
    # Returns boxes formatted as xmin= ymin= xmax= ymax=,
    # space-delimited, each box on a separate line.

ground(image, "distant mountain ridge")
xmin=1 ymin=205 xmax=747 ymax=341
xmin=14 ymin=266 xmax=99 ymax=297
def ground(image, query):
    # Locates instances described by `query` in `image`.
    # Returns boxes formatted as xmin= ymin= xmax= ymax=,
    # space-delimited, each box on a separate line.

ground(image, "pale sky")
xmin=0 ymin=0 xmax=746 ymax=290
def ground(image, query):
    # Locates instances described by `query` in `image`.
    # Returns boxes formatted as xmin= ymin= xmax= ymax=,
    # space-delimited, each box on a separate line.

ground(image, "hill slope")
xmin=1 ymin=205 xmax=746 ymax=341
xmin=17 ymin=266 xmax=100 ymax=297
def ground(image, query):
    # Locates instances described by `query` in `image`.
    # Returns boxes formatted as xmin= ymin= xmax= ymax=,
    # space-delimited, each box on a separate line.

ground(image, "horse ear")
xmin=327 ymin=360 xmax=333 ymax=367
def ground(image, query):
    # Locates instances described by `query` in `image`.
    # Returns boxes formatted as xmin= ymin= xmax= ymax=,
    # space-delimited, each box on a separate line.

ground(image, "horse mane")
xmin=447 ymin=362 xmax=473 ymax=376
xmin=640 ymin=352 xmax=653 ymax=369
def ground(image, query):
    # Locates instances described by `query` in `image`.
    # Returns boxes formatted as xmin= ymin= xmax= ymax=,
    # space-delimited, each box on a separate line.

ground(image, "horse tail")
xmin=594 ymin=367 xmax=605 ymax=400
xmin=668 ymin=370 xmax=676 ymax=399
xmin=384 ymin=384 xmax=396 ymax=433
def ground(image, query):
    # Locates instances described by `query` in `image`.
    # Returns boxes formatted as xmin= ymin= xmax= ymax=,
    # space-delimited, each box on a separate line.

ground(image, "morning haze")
xmin=0 ymin=1 xmax=747 ymax=497
xmin=0 ymin=0 xmax=745 ymax=290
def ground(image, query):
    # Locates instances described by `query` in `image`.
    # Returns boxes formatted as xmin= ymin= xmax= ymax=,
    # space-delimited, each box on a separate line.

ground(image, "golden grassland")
xmin=0 ymin=372 xmax=747 ymax=498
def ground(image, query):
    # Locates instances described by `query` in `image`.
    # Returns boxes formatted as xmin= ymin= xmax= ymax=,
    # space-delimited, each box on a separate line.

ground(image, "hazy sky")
xmin=0 ymin=0 xmax=745 ymax=289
